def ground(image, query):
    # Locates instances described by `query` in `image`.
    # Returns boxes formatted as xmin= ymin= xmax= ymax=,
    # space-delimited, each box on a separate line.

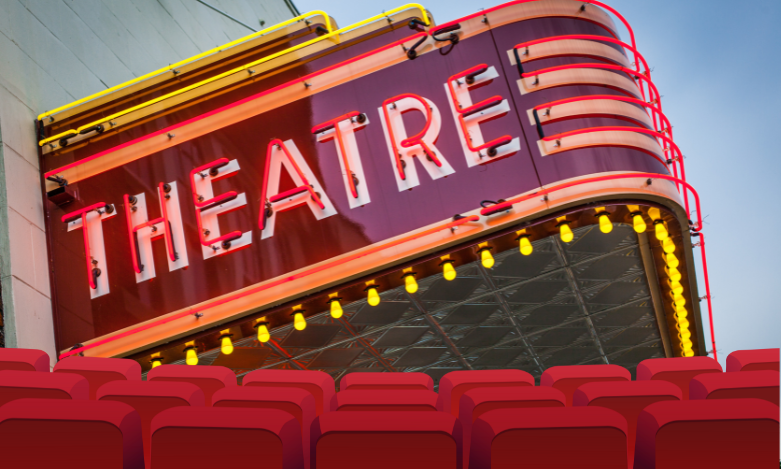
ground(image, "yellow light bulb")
xmin=367 ymin=287 xmax=381 ymax=306
xmin=666 ymin=266 xmax=682 ymax=283
xmin=662 ymin=237 xmax=675 ymax=254
xmin=678 ymin=329 xmax=692 ymax=341
xmin=330 ymin=300 xmax=343 ymax=319
xmin=672 ymin=295 xmax=686 ymax=308
xmin=681 ymin=339 xmax=693 ymax=349
xmin=682 ymin=349 xmax=695 ymax=357
xmin=675 ymin=308 xmax=688 ymax=319
xmin=677 ymin=318 xmax=690 ymax=330
xmin=665 ymin=253 xmax=679 ymax=269
xmin=655 ymin=221 xmax=668 ymax=240
xmin=257 ymin=324 xmax=270 ymax=343
xmin=443 ymin=262 xmax=457 ymax=281
xmin=560 ymin=223 xmax=574 ymax=243
xmin=632 ymin=214 xmax=646 ymax=233
xmin=220 ymin=335 xmax=234 ymax=355
xmin=519 ymin=236 xmax=533 ymax=256
xmin=151 ymin=358 xmax=163 ymax=369
xmin=481 ymin=249 xmax=495 ymax=269
xmin=598 ymin=214 xmax=613 ymax=233
xmin=404 ymin=274 xmax=418 ymax=294
xmin=293 ymin=312 xmax=307 ymax=330
xmin=669 ymin=281 xmax=684 ymax=297
xmin=185 ymin=348 xmax=198 ymax=366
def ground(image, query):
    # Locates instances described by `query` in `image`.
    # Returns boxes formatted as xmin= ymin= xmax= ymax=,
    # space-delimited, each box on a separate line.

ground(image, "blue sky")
xmin=293 ymin=0 xmax=781 ymax=366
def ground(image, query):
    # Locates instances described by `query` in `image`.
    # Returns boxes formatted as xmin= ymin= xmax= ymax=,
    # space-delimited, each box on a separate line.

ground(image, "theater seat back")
xmin=98 ymin=381 xmax=204 ymax=468
xmin=147 ymin=365 xmax=235 ymax=405
xmin=634 ymin=398 xmax=779 ymax=469
xmin=0 ymin=348 xmax=50 ymax=372
xmin=689 ymin=370 xmax=779 ymax=406
xmin=0 ymin=398 xmax=143 ymax=469
xmin=0 ymin=370 xmax=88 ymax=407
xmin=54 ymin=356 xmax=141 ymax=399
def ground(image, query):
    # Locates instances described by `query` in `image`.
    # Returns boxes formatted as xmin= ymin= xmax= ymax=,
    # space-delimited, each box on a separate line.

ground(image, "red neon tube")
xmin=479 ymin=172 xmax=703 ymax=233
xmin=514 ymin=34 xmax=651 ymax=79
xmin=522 ymin=63 xmax=661 ymax=108
xmin=446 ymin=64 xmax=513 ymax=154
xmin=189 ymin=158 xmax=236 ymax=209
xmin=62 ymin=202 xmax=108 ymax=290
xmin=541 ymin=125 xmax=689 ymax=215
xmin=45 ymin=32 xmax=428 ymax=182
xmin=158 ymin=183 xmax=177 ymax=262
xmin=382 ymin=93 xmax=443 ymax=181
xmin=259 ymin=139 xmax=325 ymax=230
xmin=123 ymin=194 xmax=143 ymax=274
xmin=59 ymin=214 xmax=480 ymax=359
xmin=696 ymin=232 xmax=717 ymax=361
xmin=312 ymin=111 xmax=363 ymax=199
xmin=532 ymin=94 xmax=685 ymax=200
xmin=432 ymin=0 xmax=641 ymax=74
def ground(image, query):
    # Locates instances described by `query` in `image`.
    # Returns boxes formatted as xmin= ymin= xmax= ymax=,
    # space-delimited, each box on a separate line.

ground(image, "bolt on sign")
xmin=38 ymin=1 xmax=679 ymax=359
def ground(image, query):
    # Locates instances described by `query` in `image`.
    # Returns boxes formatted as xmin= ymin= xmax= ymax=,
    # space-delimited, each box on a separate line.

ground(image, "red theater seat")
xmin=0 ymin=370 xmax=88 ymax=407
xmin=151 ymin=407 xmax=303 ymax=469
xmin=311 ymin=411 xmax=461 ymax=469
xmin=573 ymin=380 xmax=681 ymax=467
xmin=146 ymin=365 xmax=235 ymax=405
xmin=54 ymin=356 xmax=141 ymax=399
xmin=469 ymin=407 xmax=628 ymax=469
xmin=437 ymin=370 xmax=534 ymax=417
xmin=540 ymin=364 xmax=631 ymax=406
xmin=243 ymin=369 xmax=334 ymax=414
xmin=97 ymin=381 xmax=205 ymax=468
xmin=634 ymin=399 xmax=779 ymax=469
xmin=340 ymin=372 xmax=433 ymax=391
xmin=213 ymin=387 xmax=316 ymax=469
xmin=636 ymin=357 xmax=722 ymax=399
xmin=689 ymin=370 xmax=779 ymax=405
xmin=726 ymin=348 xmax=780 ymax=372
xmin=0 ymin=398 xmax=143 ymax=468
xmin=333 ymin=389 xmax=438 ymax=412
xmin=459 ymin=387 xmax=565 ymax=468
xmin=0 ymin=348 xmax=49 ymax=372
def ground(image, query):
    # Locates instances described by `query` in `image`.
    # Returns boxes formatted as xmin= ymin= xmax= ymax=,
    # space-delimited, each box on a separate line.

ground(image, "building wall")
xmin=0 ymin=0 xmax=296 ymax=365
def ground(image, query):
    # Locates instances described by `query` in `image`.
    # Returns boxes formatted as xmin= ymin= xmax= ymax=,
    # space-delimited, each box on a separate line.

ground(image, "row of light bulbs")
xmin=164 ymin=206 xmax=689 ymax=366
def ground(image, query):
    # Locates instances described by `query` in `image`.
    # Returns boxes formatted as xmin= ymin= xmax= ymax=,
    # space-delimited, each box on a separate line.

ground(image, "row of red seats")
xmin=0 ymin=348 xmax=777 ymax=468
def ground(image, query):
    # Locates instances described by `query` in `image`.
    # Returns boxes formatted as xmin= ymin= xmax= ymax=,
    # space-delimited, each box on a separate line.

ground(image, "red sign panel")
xmin=41 ymin=9 xmax=668 ymax=354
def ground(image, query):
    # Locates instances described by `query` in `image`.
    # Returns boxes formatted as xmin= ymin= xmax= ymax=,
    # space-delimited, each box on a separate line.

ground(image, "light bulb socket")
xmin=290 ymin=310 xmax=306 ymax=317
xmin=252 ymin=321 xmax=270 ymax=329
xmin=183 ymin=345 xmax=197 ymax=353
xmin=629 ymin=211 xmax=643 ymax=217
xmin=363 ymin=285 xmax=379 ymax=293
xmin=514 ymin=234 xmax=531 ymax=241
xmin=326 ymin=297 xmax=342 ymax=304
xmin=595 ymin=211 xmax=611 ymax=217
xmin=219 ymin=333 xmax=233 ymax=339
xmin=150 ymin=357 xmax=163 ymax=365
xmin=653 ymin=219 xmax=665 ymax=226
xmin=402 ymin=272 xmax=416 ymax=279
xmin=477 ymin=246 xmax=493 ymax=254
xmin=555 ymin=220 xmax=570 ymax=228
xmin=438 ymin=259 xmax=455 ymax=267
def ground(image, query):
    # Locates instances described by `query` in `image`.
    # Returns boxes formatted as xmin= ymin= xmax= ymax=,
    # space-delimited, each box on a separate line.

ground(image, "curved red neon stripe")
xmin=522 ymin=62 xmax=660 ymax=108
xmin=58 ymin=214 xmax=480 ymax=359
xmin=432 ymin=0 xmax=641 ymax=74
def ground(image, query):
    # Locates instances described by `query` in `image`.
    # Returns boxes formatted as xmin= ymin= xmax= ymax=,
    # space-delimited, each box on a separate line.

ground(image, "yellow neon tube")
xmin=39 ymin=3 xmax=429 ymax=148
xmin=37 ymin=10 xmax=335 ymax=121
